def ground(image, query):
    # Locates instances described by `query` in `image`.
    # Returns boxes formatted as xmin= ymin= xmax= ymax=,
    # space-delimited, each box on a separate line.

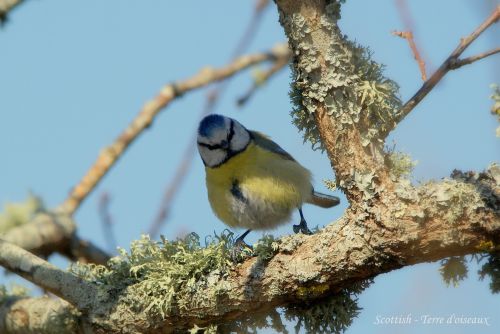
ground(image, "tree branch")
xmin=449 ymin=47 xmax=500 ymax=69
xmin=61 ymin=43 xmax=291 ymax=217
xmin=0 ymin=0 xmax=24 ymax=23
xmin=392 ymin=30 xmax=427 ymax=81
xmin=1 ymin=211 xmax=110 ymax=265
xmin=2 ymin=166 xmax=498 ymax=333
xmin=237 ymin=53 xmax=290 ymax=106
xmin=0 ymin=239 xmax=98 ymax=312
xmin=0 ymin=296 xmax=80 ymax=334
xmin=387 ymin=5 xmax=500 ymax=137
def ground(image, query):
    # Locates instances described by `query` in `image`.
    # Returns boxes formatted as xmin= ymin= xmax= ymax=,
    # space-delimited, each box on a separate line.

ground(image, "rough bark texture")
xmin=88 ymin=167 xmax=500 ymax=333
xmin=0 ymin=1 xmax=499 ymax=333
xmin=1 ymin=211 xmax=109 ymax=265
xmin=0 ymin=297 xmax=80 ymax=334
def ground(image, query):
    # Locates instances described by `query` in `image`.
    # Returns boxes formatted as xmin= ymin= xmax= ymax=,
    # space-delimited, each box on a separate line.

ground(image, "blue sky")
xmin=1 ymin=0 xmax=499 ymax=333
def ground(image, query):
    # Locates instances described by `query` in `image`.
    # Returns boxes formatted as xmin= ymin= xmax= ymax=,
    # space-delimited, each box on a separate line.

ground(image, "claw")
xmin=294 ymin=208 xmax=313 ymax=235
xmin=230 ymin=229 xmax=252 ymax=262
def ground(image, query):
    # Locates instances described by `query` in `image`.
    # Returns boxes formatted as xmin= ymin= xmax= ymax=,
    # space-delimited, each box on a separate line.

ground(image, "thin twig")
xmin=449 ymin=47 xmax=500 ymax=69
xmin=392 ymin=30 xmax=427 ymax=81
xmin=384 ymin=5 xmax=500 ymax=138
xmin=237 ymin=53 xmax=290 ymax=106
xmin=394 ymin=0 xmax=431 ymax=75
xmin=98 ymin=192 xmax=117 ymax=253
xmin=148 ymin=0 xmax=272 ymax=238
xmin=61 ymin=43 xmax=289 ymax=216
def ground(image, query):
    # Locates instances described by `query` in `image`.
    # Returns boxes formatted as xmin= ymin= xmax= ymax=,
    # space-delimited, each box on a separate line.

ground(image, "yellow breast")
xmin=205 ymin=142 xmax=312 ymax=229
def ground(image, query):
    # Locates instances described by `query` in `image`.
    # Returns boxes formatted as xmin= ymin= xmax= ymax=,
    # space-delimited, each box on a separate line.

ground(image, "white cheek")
xmin=198 ymin=146 xmax=227 ymax=167
xmin=230 ymin=125 xmax=250 ymax=152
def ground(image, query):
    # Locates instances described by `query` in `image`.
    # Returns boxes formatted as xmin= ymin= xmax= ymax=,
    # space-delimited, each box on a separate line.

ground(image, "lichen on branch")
xmin=284 ymin=0 xmax=401 ymax=151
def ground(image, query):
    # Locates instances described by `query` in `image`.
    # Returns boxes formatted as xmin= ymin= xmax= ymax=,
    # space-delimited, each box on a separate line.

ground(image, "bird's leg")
xmin=234 ymin=229 xmax=252 ymax=248
xmin=231 ymin=229 xmax=252 ymax=262
xmin=293 ymin=208 xmax=313 ymax=235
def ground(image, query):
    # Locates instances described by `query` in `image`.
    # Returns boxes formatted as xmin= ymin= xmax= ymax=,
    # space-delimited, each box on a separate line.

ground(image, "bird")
xmin=197 ymin=114 xmax=340 ymax=246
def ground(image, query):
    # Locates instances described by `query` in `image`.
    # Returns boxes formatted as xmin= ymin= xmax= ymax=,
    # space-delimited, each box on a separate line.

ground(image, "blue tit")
xmin=197 ymin=114 xmax=340 ymax=244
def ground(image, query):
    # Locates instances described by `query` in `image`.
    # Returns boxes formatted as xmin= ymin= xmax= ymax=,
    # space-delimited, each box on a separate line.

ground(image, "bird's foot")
xmin=230 ymin=231 xmax=253 ymax=262
xmin=293 ymin=219 xmax=313 ymax=235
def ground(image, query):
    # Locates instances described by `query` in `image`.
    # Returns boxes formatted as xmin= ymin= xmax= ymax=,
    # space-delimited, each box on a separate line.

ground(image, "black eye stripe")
xmin=198 ymin=142 xmax=223 ymax=150
xmin=227 ymin=120 xmax=235 ymax=143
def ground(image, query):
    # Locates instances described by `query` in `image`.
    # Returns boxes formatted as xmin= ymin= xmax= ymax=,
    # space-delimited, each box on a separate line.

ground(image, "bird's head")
xmin=197 ymin=114 xmax=251 ymax=167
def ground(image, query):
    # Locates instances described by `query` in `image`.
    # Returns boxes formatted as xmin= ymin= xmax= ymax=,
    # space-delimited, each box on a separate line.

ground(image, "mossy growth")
xmin=478 ymin=252 xmax=500 ymax=294
xmin=0 ymin=193 xmax=45 ymax=235
xmin=439 ymin=256 xmax=468 ymax=287
xmin=284 ymin=0 xmax=401 ymax=150
xmin=253 ymin=234 xmax=280 ymax=261
xmin=385 ymin=148 xmax=417 ymax=180
xmin=210 ymin=278 xmax=372 ymax=334
xmin=283 ymin=279 xmax=372 ymax=334
xmin=323 ymin=179 xmax=337 ymax=191
xmin=70 ymin=231 xmax=281 ymax=319
xmin=420 ymin=179 xmax=482 ymax=224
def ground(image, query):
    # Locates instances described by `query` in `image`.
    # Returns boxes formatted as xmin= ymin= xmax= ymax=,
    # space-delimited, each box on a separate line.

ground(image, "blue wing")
xmin=250 ymin=131 xmax=296 ymax=161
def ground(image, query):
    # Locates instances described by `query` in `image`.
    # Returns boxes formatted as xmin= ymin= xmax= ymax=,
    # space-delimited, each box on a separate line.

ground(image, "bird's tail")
xmin=308 ymin=190 xmax=340 ymax=208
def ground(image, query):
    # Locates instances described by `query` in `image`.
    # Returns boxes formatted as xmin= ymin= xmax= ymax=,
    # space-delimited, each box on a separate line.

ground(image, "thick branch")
xmin=2 ymin=167 xmax=496 ymax=333
xmin=1 ymin=211 xmax=109 ymax=265
xmin=0 ymin=239 xmax=98 ymax=312
xmin=0 ymin=296 xmax=79 ymax=334
xmin=61 ymin=44 xmax=291 ymax=216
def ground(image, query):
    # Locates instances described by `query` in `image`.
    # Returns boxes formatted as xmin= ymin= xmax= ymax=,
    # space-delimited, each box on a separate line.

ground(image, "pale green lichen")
xmin=439 ymin=256 xmax=468 ymax=287
xmin=70 ymin=232 xmax=236 ymax=319
xmin=339 ymin=170 xmax=378 ymax=201
xmin=284 ymin=0 xmax=401 ymax=150
xmin=283 ymin=278 xmax=372 ymax=334
xmin=253 ymin=235 xmax=280 ymax=261
xmin=420 ymin=179 xmax=483 ymax=224
xmin=323 ymin=179 xmax=337 ymax=191
xmin=189 ymin=324 xmax=218 ymax=334
xmin=70 ymin=231 xmax=282 ymax=320
xmin=385 ymin=150 xmax=417 ymax=180
xmin=478 ymin=253 xmax=500 ymax=294
xmin=0 ymin=193 xmax=45 ymax=234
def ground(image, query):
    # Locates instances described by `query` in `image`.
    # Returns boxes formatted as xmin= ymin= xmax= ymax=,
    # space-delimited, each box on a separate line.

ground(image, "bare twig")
xmin=0 ymin=239 xmax=98 ymax=311
xmin=61 ymin=43 xmax=289 ymax=216
xmin=449 ymin=47 xmax=500 ymax=69
xmin=237 ymin=52 xmax=290 ymax=106
xmin=69 ymin=236 xmax=111 ymax=265
xmin=148 ymin=0 xmax=272 ymax=238
xmin=394 ymin=0 xmax=428 ymax=76
xmin=386 ymin=5 xmax=500 ymax=138
xmin=98 ymin=192 xmax=118 ymax=252
xmin=0 ymin=0 xmax=24 ymax=23
xmin=392 ymin=30 xmax=427 ymax=81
